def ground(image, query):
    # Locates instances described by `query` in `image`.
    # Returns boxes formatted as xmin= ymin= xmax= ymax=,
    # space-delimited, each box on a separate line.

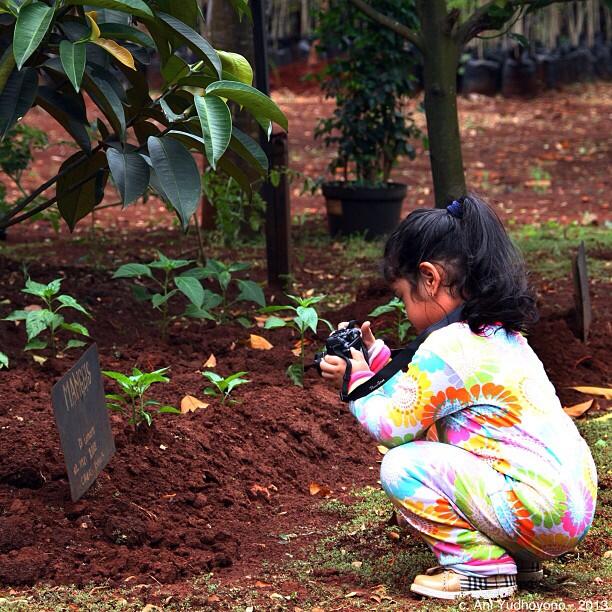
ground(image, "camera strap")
xmin=340 ymin=306 xmax=464 ymax=403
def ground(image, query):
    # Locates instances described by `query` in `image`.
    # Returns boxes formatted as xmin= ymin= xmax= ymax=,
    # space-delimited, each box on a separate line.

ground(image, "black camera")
xmin=314 ymin=320 xmax=369 ymax=374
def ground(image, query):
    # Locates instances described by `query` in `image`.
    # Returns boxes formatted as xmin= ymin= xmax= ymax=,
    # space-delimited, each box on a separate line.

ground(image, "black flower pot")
xmin=322 ymin=181 xmax=406 ymax=240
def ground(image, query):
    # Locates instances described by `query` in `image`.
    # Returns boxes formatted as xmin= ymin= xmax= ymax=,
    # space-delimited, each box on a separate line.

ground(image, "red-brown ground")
xmin=0 ymin=233 xmax=609 ymax=588
xmin=0 ymin=74 xmax=610 ymax=604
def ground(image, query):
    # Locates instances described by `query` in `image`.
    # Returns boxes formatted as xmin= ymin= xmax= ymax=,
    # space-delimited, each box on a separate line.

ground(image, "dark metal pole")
xmin=252 ymin=0 xmax=291 ymax=291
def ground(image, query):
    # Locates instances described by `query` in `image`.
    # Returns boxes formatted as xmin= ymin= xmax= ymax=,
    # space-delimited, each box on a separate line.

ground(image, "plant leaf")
xmin=286 ymin=362 xmax=303 ymax=387
xmin=83 ymin=66 xmax=126 ymax=137
xmin=60 ymin=322 xmax=90 ymax=337
xmin=59 ymin=41 xmax=86 ymax=92
xmin=157 ymin=12 xmax=221 ymax=77
xmin=296 ymin=306 xmax=318 ymax=334
xmin=217 ymin=50 xmax=253 ymax=85
xmin=57 ymin=294 xmax=90 ymax=316
xmin=569 ymin=386 xmax=612 ymax=400
xmin=563 ymin=399 xmax=594 ymax=418
xmin=263 ymin=316 xmax=287 ymax=329
xmin=65 ymin=339 xmax=87 ymax=350
xmin=229 ymin=126 xmax=268 ymax=175
xmin=236 ymin=279 xmax=266 ymax=307
xmin=0 ymin=67 xmax=38 ymax=140
xmin=13 ymin=1 xmax=55 ymax=70
xmin=92 ymin=37 xmax=136 ymax=69
xmin=175 ymin=276 xmax=204 ymax=308
xmin=180 ymin=395 xmax=208 ymax=414
xmin=113 ymin=262 xmax=152 ymax=279
xmin=98 ymin=23 xmax=154 ymax=48
xmin=194 ymin=95 xmax=231 ymax=170
xmin=147 ymin=135 xmax=201 ymax=229
xmin=106 ymin=148 xmax=150 ymax=206
xmin=0 ymin=351 xmax=8 ymax=369
xmin=65 ymin=0 xmax=153 ymax=19
xmin=250 ymin=334 xmax=273 ymax=350
xmin=205 ymin=80 xmax=288 ymax=132
xmin=56 ymin=150 xmax=107 ymax=231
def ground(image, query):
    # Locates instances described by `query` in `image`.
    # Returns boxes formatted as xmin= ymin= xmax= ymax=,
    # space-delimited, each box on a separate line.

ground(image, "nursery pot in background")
xmin=322 ymin=182 xmax=407 ymax=239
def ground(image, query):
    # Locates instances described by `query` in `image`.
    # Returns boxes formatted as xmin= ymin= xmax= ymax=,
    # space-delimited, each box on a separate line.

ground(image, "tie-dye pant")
xmin=380 ymin=441 xmax=594 ymax=577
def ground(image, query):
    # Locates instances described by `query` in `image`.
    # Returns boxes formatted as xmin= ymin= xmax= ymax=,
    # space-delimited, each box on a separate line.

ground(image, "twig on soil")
xmin=130 ymin=501 xmax=158 ymax=521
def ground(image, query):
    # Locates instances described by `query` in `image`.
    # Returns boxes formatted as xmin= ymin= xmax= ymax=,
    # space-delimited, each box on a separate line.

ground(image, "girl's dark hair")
xmin=383 ymin=194 xmax=538 ymax=334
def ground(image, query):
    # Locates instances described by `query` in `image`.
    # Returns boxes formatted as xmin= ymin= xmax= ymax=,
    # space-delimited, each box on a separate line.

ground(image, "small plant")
xmin=202 ymin=168 xmax=266 ymax=246
xmin=0 ymin=350 xmax=8 ymax=369
xmin=261 ymin=294 xmax=333 ymax=387
xmin=103 ymin=367 xmax=179 ymax=428
xmin=201 ymin=370 xmax=250 ymax=405
xmin=4 ymin=278 xmax=90 ymax=356
xmin=527 ymin=165 xmax=552 ymax=194
xmin=182 ymin=258 xmax=266 ymax=325
xmin=369 ymin=298 xmax=413 ymax=343
xmin=114 ymin=252 xmax=265 ymax=336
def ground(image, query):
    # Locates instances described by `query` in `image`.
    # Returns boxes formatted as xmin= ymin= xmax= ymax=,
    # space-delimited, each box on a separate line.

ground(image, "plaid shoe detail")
xmin=459 ymin=574 xmax=518 ymax=591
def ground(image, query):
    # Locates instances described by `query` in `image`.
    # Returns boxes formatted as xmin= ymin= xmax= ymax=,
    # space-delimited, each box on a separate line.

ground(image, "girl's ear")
xmin=418 ymin=261 xmax=442 ymax=298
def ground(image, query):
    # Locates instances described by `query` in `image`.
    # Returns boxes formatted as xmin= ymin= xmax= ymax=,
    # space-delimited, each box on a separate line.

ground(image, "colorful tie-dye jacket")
xmin=348 ymin=322 xmax=597 ymax=533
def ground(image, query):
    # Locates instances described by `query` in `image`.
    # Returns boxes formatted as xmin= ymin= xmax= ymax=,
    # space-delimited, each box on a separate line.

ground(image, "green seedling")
xmin=4 ymin=277 xmax=90 ymax=356
xmin=369 ymin=297 xmax=413 ymax=343
xmin=103 ymin=367 xmax=180 ymax=428
xmin=181 ymin=258 xmax=266 ymax=325
xmin=0 ymin=350 xmax=8 ymax=369
xmin=114 ymin=253 xmax=265 ymax=337
xmin=260 ymin=294 xmax=333 ymax=387
xmin=201 ymin=370 xmax=250 ymax=404
xmin=528 ymin=165 xmax=552 ymax=193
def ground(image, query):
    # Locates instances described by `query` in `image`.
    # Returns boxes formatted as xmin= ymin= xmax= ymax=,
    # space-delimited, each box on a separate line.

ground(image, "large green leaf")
xmin=66 ymin=0 xmax=153 ymax=19
xmin=236 ymin=279 xmax=265 ymax=307
xmin=205 ymin=80 xmax=288 ymax=132
xmin=13 ymin=1 xmax=54 ymax=70
xmin=98 ymin=23 xmax=154 ymax=48
xmin=218 ymin=50 xmax=252 ymax=85
xmin=147 ymin=135 xmax=201 ymax=229
xmin=156 ymin=12 xmax=221 ymax=78
xmin=0 ymin=67 xmax=37 ymax=140
xmin=217 ymin=155 xmax=255 ymax=199
xmin=155 ymin=0 xmax=200 ymax=28
xmin=194 ymin=95 xmax=231 ymax=170
xmin=230 ymin=126 xmax=268 ymax=175
xmin=106 ymin=148 xmax=150 ymax=206
xmin=57 ymin=150 xmax=106 ymax=231
xmin=0 ymin=46 xmax=16 ymax=95
xmin=83 ymin=66 xmax=126 ymax=137
xmin=36 ymin=85 xmax=90 ymax=152
xmin=59 ymin=41 xmax=86 ymax=92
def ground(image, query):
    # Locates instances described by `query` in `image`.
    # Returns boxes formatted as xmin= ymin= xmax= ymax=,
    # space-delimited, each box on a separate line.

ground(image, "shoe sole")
xmin=410 ymin=583 xmax=517 ymax=600
xmin=517 ymin=569 xmax=544 ymax=583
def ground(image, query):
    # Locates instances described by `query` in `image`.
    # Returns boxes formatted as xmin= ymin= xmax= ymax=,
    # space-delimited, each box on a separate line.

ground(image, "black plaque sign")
xmin=51 ymin=344 xmax=115 ymax=501
xmin=572 ymin=241 xmax=592 ymax=343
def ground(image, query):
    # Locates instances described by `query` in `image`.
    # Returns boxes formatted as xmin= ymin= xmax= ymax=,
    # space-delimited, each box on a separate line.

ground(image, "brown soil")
xmin=0 ymin=236 xmax=609 ymax=588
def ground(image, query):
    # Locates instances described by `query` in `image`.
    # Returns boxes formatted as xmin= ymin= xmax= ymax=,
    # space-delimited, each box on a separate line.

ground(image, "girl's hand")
xmin=337 ymin=320 xmax=376 ymax=351
xmin=320 ymin=348 xmax=371 ymax=387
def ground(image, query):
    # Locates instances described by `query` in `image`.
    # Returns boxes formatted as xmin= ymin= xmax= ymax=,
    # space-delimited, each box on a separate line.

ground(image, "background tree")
xmin=349 ymin=0 xmax=608 ymax=207
xmin=0 ymin=0 xmax=286 ymax=232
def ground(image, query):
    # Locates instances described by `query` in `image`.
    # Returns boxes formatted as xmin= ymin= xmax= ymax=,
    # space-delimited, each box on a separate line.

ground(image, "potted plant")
xmin=314 ymin=0 xmax=420 ymax=239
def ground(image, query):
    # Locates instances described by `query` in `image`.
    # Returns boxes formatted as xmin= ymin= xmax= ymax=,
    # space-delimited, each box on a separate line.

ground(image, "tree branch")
xmin=456 ymin=0 xmax=586 ymax=46
xmin=348 ymin=0 xmax=423 ymax=49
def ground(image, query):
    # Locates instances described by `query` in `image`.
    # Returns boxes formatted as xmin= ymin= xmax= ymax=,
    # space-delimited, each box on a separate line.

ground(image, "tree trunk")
xmin=417 ymin=0 xmax=466 ymax=207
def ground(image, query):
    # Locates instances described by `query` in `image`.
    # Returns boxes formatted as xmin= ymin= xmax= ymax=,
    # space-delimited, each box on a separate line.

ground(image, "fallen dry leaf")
xmin=309 ymin=482 xmax=332 ymax=497
xmin=291 ymin=338 xmax=312 ymax=357
xmin=570 ymin=386 xmax=612 ymax=400
xmin=24 ymin=304 xmax=42 ymax=312
xmin=180 ymin=395 xmax=209 ymax=414
xmin=255 ymin=580 xmax=272 ymax=588
xmin=206 ymin=594 xmax=221 ymax=603
xmin=203 ymin=354 xmax=217 ymax=368
xmin=249 ymin=484 xmax=272 ymax=501
xmin=32 ymin=355 xmax=47 ymax=365
xmin=603 ymin=550 xmax=612 ymax=559
xmin=563 ymin=399 xmax=594 ymax=418
xmin=388 ymin=530 xmax=400 ymax=541
xmin=250 ymin=334 xmax=273 ymax=350
xmin=376 ymin=445 xmax=389 ymax=455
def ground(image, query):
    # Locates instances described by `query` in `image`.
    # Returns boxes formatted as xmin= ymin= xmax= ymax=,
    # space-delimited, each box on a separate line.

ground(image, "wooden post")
xmin=265 ymin=133 xmax=291 ymax=290
xmin=252 ymin=0 xmax=292 ymax=290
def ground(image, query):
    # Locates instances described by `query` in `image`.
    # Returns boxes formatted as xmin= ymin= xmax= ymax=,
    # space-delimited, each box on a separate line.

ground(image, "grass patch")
xmin=511 ymin=222 xmax=611 ymax=281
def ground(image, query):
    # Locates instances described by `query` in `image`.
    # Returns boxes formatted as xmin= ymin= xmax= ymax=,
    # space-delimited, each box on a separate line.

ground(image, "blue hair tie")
xmin=446 ymin=199 xmax=463 ymax=219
